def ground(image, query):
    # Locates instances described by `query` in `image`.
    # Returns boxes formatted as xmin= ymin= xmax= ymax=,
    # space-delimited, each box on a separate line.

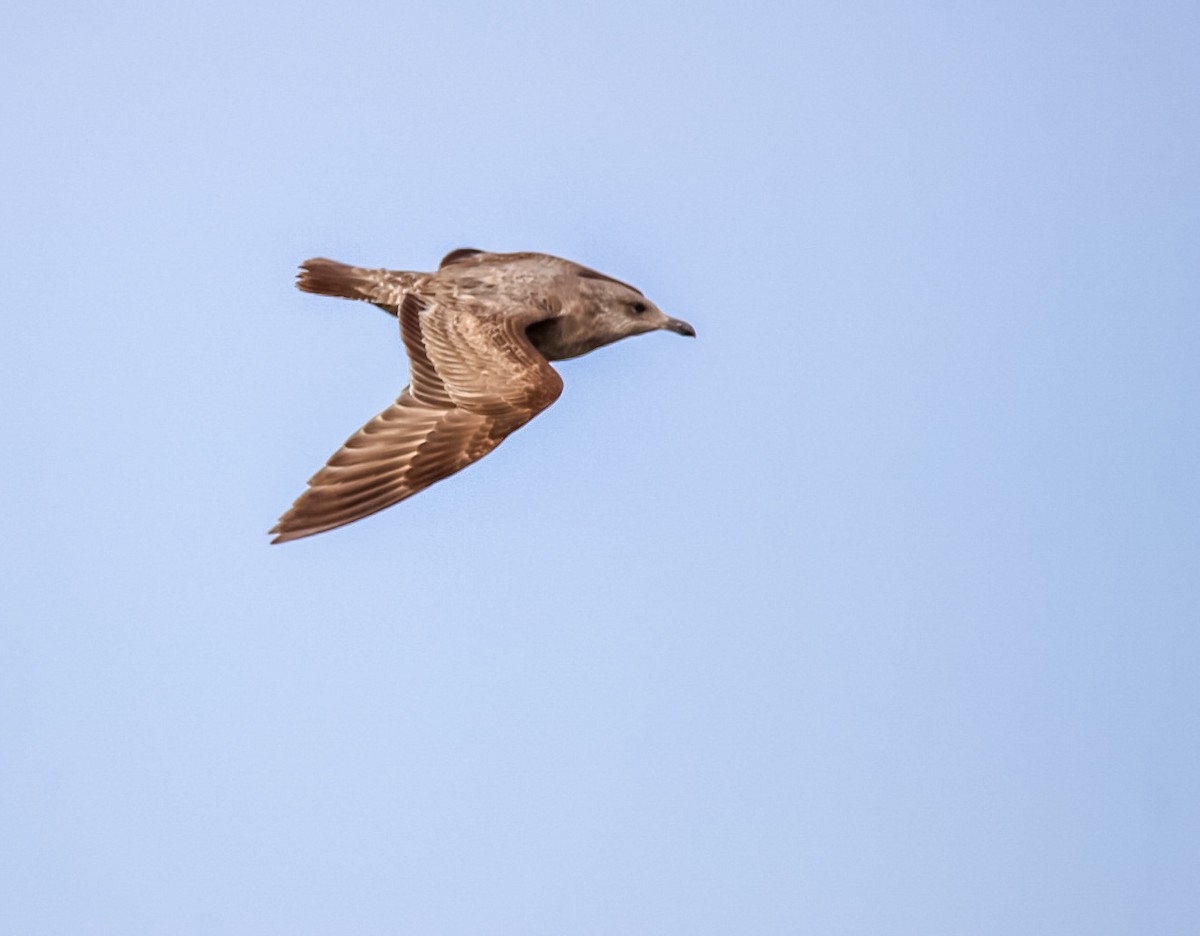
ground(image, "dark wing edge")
xmin=439 ymin=248 xmax=485 ymax=268
xmin=269 ymin=391 xmax=501 ymax=543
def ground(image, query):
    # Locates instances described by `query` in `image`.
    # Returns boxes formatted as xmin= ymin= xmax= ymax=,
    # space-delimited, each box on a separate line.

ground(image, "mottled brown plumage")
xmin=271 ymin=249 xmax=695 ymax=543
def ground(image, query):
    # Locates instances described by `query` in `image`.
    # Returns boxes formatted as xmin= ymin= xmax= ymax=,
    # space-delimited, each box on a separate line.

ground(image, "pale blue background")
xmin=2 ymin=1 xmax=1197 ymax=933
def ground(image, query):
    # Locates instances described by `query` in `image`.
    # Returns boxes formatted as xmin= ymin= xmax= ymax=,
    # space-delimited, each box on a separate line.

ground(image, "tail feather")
xmin=296 ymin=258 xmax=413 ymax=309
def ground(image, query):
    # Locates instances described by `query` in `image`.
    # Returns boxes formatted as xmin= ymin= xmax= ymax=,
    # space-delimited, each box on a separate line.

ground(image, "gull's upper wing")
xmin=271 ymin=292 xmax=563 ymax=543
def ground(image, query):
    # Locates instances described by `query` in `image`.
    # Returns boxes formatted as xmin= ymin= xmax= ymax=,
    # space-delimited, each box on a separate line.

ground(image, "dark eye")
xmin=631 ymin=301 xmax=647 ymax=314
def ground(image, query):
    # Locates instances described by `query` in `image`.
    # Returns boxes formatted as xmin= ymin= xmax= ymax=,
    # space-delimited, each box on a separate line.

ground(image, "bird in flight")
xmin=270 ymin=249 xmax=695 ymax=543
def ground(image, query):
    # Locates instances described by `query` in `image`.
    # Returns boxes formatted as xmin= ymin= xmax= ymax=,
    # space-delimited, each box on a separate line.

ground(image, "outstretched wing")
xmin=271 ymin=292 xmax=563 ymax=543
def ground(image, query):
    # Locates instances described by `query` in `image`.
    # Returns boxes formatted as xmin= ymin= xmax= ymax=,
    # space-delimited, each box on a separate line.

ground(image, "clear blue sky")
xmin=2 ymin=1 xmax=1197 ymax=933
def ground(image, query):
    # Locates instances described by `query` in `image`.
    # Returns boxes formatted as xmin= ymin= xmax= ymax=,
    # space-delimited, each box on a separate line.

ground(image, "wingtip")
xmin=268 ymin=518 xmax=294 ymax=544
xmin=269 ymin=520 xmax=299 ymax=544
xmin=269 ymin=515 xmax=330 ymax=544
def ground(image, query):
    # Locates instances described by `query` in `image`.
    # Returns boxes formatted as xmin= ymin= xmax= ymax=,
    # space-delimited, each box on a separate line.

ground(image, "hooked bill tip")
xmin=666 ymin=317 xmax=696 ymax=337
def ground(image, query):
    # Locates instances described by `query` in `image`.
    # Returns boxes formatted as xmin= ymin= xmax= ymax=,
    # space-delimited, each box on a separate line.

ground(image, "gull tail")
xmin=296 ymin=258 xmax=416 ymax=312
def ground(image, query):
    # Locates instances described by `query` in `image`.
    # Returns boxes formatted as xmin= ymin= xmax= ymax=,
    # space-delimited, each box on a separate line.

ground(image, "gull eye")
xmin=631 ymin=301 xmax=647 ymax=314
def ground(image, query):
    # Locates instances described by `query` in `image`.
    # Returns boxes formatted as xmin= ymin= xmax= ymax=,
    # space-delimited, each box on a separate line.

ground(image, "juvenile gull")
xmin=270 ymin=249 xmax=695 ymax=543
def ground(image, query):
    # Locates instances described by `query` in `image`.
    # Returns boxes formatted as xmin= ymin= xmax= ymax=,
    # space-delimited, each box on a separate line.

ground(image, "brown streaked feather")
xmin=398 ymin=293 xmax=453 ymax=407
xmin=270 ymin=392 xmax=490 ymax=543
xmin=296 ymin=258 xmax=414 ymax=312
xmin=271 ymin=287 xmax=563 ymax=543
xmin=417 ymin=298 xmax=564 ymax=414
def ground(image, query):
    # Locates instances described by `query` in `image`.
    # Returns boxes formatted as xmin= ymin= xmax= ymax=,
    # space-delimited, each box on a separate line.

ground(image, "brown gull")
xmin=270 ymin=248 xmax=695 ymax=543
